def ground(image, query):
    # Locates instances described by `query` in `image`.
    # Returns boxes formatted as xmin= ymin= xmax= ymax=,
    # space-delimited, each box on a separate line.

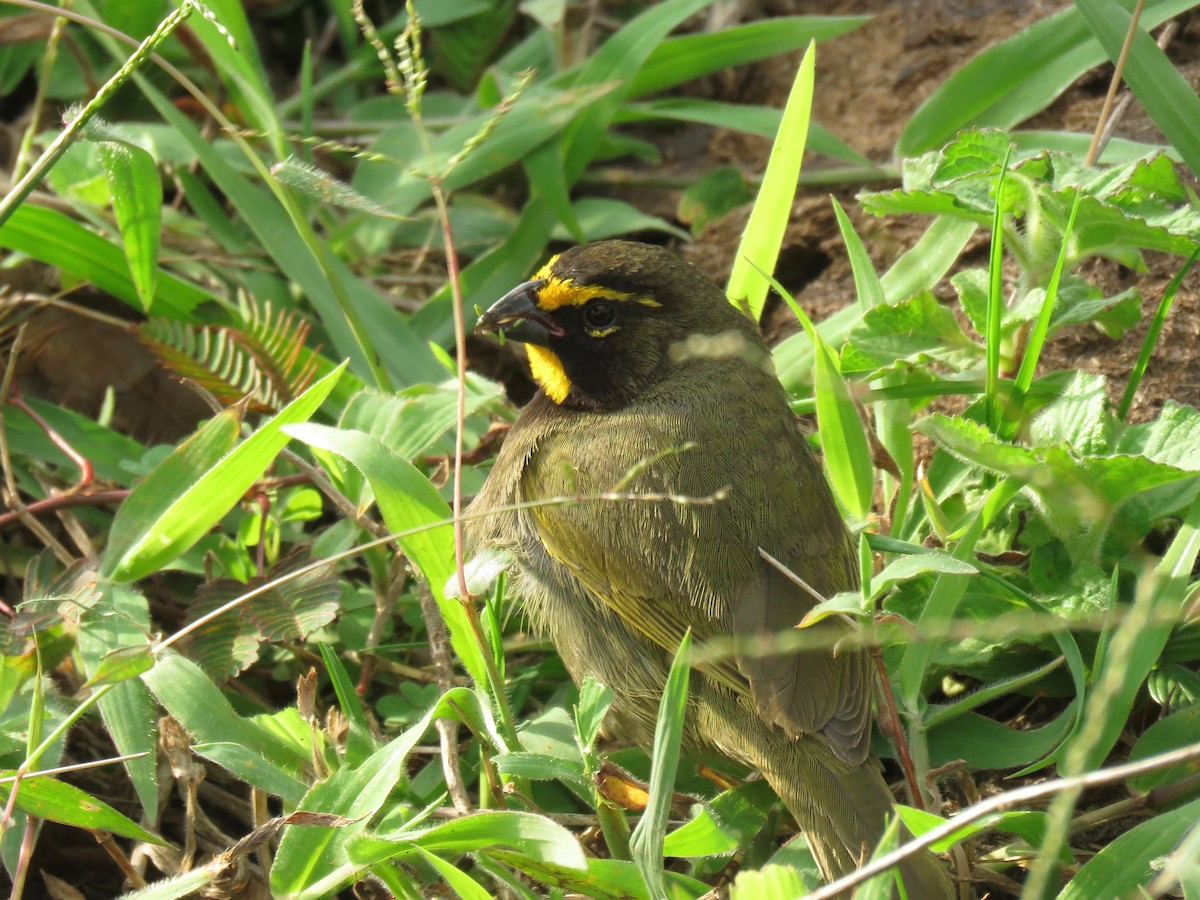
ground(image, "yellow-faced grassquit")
xmin=467 ymin=240 xmax=954 ymax=896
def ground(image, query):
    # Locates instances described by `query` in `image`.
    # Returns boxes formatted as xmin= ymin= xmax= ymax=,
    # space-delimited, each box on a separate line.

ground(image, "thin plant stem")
xmin=1085 ymin=0 xmax=1145 ymax=167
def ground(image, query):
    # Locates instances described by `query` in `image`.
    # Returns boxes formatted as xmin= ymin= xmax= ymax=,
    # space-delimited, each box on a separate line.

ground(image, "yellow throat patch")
xmin=525 ymin=344 xmax=571 ymax=404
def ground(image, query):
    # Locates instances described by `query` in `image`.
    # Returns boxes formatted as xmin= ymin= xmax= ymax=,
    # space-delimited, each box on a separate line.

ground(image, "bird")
xmin=465 ymin=240 xmax=954 ymax=896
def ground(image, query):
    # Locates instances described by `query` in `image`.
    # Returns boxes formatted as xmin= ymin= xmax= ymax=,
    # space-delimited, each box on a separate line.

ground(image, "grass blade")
xmin=727 ymin=41 xmax=815 ymax=321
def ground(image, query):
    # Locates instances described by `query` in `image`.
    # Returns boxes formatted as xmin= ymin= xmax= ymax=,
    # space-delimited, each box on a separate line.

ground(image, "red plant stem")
xmin=0 ymin=488 xmax=129 ymax=529
xmin=873 ymin=648 xmax=926 ymax=811
xmin=6 ymin=389 xmax=93 ymax=486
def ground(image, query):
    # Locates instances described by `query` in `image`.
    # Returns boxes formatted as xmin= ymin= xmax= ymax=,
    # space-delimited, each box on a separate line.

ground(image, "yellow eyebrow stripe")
xmin=534 ymin=275 xmax=661 ymax=312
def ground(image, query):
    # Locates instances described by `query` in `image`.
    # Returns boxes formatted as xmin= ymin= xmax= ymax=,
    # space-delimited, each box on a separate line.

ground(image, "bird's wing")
xmin=521 ymin=379 xmax=872 ymax=762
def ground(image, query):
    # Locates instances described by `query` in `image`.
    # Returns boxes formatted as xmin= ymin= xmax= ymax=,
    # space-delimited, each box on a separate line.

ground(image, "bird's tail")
xmin=747 ymin=733 xmax=956 ymax=898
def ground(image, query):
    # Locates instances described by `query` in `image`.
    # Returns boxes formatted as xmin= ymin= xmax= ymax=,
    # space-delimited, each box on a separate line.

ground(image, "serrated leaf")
xmin=1117 ymin=402 xmax=1200 ymax=470
xmin=186 ymin=552 xmax=340 ymax=681
xmin=1029 ymin=371 xmax=1111 ymax=455
xmin=662 ymin=780 xmax=776 ymax=857
xmin=840 ymin=291 xmax=977 ymax=374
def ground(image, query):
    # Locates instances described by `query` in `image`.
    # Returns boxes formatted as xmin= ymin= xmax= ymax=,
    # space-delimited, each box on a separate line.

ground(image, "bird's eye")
xmin=583 ymin=301 xmax=617 ymax=329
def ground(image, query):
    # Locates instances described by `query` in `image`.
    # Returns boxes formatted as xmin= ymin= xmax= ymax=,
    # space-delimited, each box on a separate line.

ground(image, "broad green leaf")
xmin=773 ymin=216 xmax=977 ymax=394
xmin=1058 ymin=797 xmax=1200 ymax=900
xmin=662 ymin=780 xmax=776 ymax=857
xmin=282 ymin=423 xmax=488 ymax=690
xmin=103 ymin=363 xmax=345 ymax=582
xmin=1127 ymin=704 xmax=1200 ymax=793
xmin=0 ymin=775 xmax=166 ymax=845
xmin=897 ymin=0 xmax=1198 ymax=156
xmin=840 ymin=291 xmax=977 ymax=374
xmin=83 ymin=644 xmax=155 ymax=688
xmin=77 ymin=583 xmax=158 ymax=817
xmin=731 ymin=862 xmax=818 ymax=898
xmin=927 ymin=707 xmax=1078 ymax=770
xmin=1029 ymin=371 xmax=1111 ymax=455
xmin=629 ymin=16 xmax=867 ymax=97
xmin=142 ymin=653 xmax=309 ymax=801
xmin=270 ymin=688 xmax=497 ymax=897
xmin=0 ymin=204 xmax=208 ymax=320
xmin=1117 ymin=401 xmax=1200 ymax=471
xmin=95 ymin=138 xmax=161 ymax=312
xmin=101 ymin=409 xmax=242 ymax=581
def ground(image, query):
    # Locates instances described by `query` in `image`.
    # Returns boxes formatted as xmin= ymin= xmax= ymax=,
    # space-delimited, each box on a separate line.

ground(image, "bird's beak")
xmin=476 ymin=279 xmax=564 ymax=346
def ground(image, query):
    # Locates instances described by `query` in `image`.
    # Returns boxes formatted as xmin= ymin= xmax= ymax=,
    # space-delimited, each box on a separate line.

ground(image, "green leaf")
xmin=553 ymin=197 xmax=690 ymax=243
xmin=283 ymin=423 xmax=489 ymax=691
xmin=629 ymin=16 xmax=867 ymax=97
xmin=1117 ymin=401 xmax=1200 ymax=470
xmin=662 ymin=780 xmax=776 ymax=857
xmin=773 ymin=216 xmax=977 ymax=395
xmin=1076 ymin=0 xmax=1200 ymax=178
xmin=95 ymin=138 xmax=161 ymax=313
xmin=777 ymin=281 xmax=875 ymax=520
xmin=1127 ymin=705 xmax=1200 ymax=793
xmin=677 ymin=166 xmax=754 ymax=235
xmin=726 ymin=41 xmax=814 ymax=321
xmin=927 ymin=706 xmax=1078 ymax=770
xmin=77 ymin=583 xmax=158 ymax=817
xmin=103 ymin=363 xmax=345 ymax=582
xmin=488 ymin=850 xmax=708 ymax=899
xmin=83 ymin=644 xmax=155 ymax=688
xmin=0 ymin=204 xmax=208 ymax=320
xmin=630 ymin=632 xmax=691 ymax=900
xmin=731 ymin=862 xmax=818 ymax=898
xmin=574 ymin=677 xmax=615 ymax=753
xmin=831 ymin=196 xmax=884 ymax=311
xmin=418 ymin=846 xmax=492 ymax=900
xmin=1029 ymin=371 xmax=1111 ymax=455
xmin=270 ymin=687 xmax=493 ymax=897
xmin=840 ymin=291 xmax=977 ymax=374
xmin=1059 ymin=797 xmax=1200 ymax=899
xmin=896 ymin=0 xmax=1199 ymax=157
xmin=0 ymin=775 xmax=166 ymax=845
xmin=142 ymin=653 xmax=309 ymax=802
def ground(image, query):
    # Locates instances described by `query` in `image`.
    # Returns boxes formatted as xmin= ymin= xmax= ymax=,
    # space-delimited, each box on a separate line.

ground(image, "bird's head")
xmin=476 ymin=241 xmax=765 ymax=410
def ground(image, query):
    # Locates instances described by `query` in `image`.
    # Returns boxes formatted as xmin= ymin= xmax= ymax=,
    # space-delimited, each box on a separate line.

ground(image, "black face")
xmin=478 ymin=240 xmax=761 ymax=410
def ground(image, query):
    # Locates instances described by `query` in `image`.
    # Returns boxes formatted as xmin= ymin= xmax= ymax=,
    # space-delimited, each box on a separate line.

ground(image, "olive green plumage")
xmin=467 ymin=240 xmax=953 ymax=896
